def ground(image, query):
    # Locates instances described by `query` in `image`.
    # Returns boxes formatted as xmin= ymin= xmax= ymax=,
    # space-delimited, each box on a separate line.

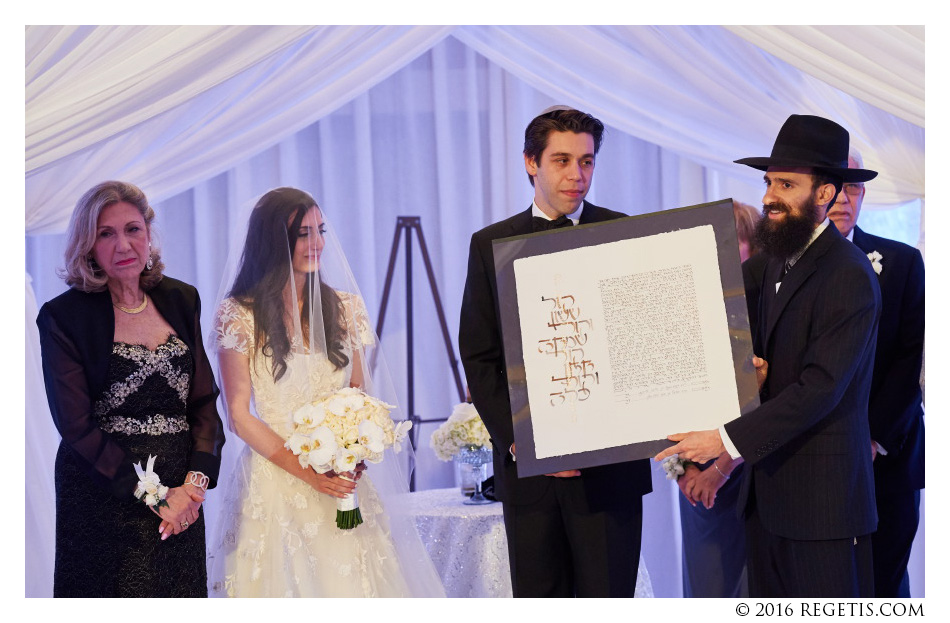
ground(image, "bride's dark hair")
xmin=229 ymin=187 xmax=349 ymax=381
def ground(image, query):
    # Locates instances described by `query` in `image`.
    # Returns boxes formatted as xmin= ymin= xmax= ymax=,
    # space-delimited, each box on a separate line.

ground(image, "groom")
xmin=459 ymin=107 xmax=652 ymax=597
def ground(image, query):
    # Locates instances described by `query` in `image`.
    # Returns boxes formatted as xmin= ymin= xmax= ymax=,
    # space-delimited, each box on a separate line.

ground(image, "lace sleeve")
xmin=339 ymin=291 xmax=374 ymax=349
xmin=212 ymin=298 xmax=254 ymax=355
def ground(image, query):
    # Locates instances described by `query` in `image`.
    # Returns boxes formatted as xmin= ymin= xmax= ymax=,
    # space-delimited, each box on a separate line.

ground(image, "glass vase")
xmin=455 ymin=455 xmax=476 ymax=496
xmin=456 ymin=445 xmax=493 ymax=505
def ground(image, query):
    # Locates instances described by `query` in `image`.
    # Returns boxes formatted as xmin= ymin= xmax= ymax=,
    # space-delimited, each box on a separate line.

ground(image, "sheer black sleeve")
xmin=183 ymin=291 xmax=226 ymax=487
xmin=36 ymin=306 xmax=139 ymax=500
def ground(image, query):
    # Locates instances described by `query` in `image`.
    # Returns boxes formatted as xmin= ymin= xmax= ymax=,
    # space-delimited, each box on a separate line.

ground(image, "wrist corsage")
xmin=661 ymin=454 xmax=696 ymax=481
xmin=133 ymin=454 xmax=169 ymax=509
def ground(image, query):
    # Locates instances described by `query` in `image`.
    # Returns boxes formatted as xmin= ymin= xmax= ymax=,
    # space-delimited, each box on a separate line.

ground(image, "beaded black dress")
xmin=53 ymin=336 xmax=206 ymax=597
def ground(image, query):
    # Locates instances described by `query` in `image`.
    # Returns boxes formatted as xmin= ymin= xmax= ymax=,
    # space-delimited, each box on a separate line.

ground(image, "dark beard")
xmin=754 ymin=199 xmax=823 ymax=260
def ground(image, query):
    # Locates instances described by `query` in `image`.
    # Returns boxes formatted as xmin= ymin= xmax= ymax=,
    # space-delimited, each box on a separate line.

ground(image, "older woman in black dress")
xmin=37 ymin=181 xmax=225 ymax=597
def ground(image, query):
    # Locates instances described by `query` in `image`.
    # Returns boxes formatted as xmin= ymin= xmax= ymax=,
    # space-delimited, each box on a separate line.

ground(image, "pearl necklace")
xmin=114 ymin=296 xmax=148 ymax=314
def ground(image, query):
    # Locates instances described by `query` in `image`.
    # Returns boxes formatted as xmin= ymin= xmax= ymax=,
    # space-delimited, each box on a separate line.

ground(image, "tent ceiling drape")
xmin=25 ymin=25 xmax=924 ymax=236
xmin=25 ymin=25 xmax=455 ymax=233
xmin=725 ymin=25 xmax=924 ymax=128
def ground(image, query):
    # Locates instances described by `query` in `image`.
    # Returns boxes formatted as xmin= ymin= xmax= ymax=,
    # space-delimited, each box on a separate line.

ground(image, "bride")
xmin=207 ymin=187 xmax=444 ymax=597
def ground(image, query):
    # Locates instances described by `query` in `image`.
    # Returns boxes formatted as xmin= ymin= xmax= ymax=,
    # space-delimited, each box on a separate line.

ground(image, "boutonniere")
xmin=661 ymin=454 xmax=696 ymax=481
xmin=867 ymin=250 xmax=883 ymax=275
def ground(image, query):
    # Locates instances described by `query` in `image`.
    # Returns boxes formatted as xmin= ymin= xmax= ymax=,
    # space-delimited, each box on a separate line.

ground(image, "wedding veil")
xmin=206 ymin=187 xmax=444 ymax=597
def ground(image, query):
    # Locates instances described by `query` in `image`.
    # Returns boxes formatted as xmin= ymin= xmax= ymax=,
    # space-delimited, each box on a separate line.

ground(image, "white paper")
xmin=513 ymin=225 xmax=739 ymax=459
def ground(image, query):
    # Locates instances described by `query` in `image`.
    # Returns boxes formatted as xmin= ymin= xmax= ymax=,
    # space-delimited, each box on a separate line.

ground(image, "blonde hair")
xmin=59 ymin=181 xmax=164 ymax=292
xmin=733 ymin=200 xmax=761 ymax=256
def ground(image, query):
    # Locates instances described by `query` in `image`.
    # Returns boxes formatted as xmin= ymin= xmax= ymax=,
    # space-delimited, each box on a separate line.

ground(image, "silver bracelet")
xmin=713 ymin=462 xmax=730 ymax=479
xmin=187 ymin=471 xmax=210 ymax=490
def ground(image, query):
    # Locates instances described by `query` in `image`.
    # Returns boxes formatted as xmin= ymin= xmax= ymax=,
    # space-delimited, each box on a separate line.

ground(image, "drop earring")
xmin=145 ymin=242 xmax=154 ymax=271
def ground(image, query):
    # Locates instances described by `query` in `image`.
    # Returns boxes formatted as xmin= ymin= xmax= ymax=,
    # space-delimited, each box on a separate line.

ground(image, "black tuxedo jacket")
xmin=37 ymin=277 xmax=226 ymax=499
xmin=852 ymin=226 xmax=925 ymax=491
xmin=459 ymin=202 xmax=652 ymax=507
xmin=727 ymin=225 xmax=880 ymax=540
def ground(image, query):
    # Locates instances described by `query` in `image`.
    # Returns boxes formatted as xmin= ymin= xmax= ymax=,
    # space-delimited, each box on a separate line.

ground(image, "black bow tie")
xmin=533 ymin=215 xmax=574 ymax=232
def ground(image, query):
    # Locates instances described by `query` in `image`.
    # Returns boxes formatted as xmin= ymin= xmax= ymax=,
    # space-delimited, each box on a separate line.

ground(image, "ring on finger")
xmin=181 ymin=520 xmax=189 ymax=529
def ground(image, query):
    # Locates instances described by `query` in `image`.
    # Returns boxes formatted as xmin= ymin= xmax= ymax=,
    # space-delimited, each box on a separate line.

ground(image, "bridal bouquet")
xmin=285 ymin=387 xmax=412 ymax=529
xmin=430 ymin=402 xmax=491 ymax=461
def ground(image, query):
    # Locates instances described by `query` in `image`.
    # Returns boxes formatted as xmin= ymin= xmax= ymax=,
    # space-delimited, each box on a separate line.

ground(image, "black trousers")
xmin=872 ymin=484 xmax=920 ymax=598
xmin=745 ymin=505 xmax=874 ymax=598
xmin=501 ymin=480 xmax=642 ymax=597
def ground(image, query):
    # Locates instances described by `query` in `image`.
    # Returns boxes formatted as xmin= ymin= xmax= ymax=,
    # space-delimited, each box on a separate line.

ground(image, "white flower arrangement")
xmin=430 ymin=402 xmax=491 ymax=461
xmin=867 ymin=250 xmax=883 ymax=275
xmin=661 ymin=454 xmax=695 ymax=481
xmin=133 ymin=454 xmax=169 ymax=508
xmin=286 ymin=387 xmax=411 ymax=529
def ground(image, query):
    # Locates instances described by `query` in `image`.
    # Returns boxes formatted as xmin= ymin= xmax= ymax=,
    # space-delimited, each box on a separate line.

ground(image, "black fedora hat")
xmin=735 ymin=114 xmax=877 ymax=183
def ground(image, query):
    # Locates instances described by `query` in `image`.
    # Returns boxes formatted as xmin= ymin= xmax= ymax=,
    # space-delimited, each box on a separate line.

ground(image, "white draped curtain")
xmin=26 ymin=25 xmax=924 ymax=235
xmin=25 ymin=25 xmax=924 ymax=599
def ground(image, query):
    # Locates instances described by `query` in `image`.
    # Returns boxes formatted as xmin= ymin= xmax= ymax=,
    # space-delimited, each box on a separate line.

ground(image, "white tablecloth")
xmin=408 ymin=487 xmax=654 ymax=598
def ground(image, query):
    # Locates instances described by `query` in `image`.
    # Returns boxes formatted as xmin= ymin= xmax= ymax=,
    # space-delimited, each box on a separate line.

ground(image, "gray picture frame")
xmin=492 ymin=198 xmax=760 ymax=478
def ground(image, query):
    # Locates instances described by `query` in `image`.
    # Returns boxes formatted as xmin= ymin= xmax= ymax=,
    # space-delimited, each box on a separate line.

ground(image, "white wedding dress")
xmin=207 ymin=295 xmax=442 ymax=597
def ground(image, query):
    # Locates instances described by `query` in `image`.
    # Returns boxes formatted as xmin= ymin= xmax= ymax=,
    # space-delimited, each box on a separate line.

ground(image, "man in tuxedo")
xmin=827 ymin=151 xmax=925 ymax=597
xmin=459 ymin=107 xmax=652 ymax=597
xmin=656 ymin=114 xmax=881 ymax=597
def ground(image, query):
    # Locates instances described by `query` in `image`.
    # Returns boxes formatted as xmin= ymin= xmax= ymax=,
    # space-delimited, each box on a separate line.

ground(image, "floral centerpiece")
xmin=431 ymin=402 xmax=494 ymax=504
xmin=430 ymin=402 xmax=491 ymax=461
xmin=285 ymin=387 xmax=412 ymax=529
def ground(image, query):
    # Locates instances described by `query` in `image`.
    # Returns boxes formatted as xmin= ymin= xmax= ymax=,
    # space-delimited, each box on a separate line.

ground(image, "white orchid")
xmin=285 ymin=430 xmax=317 ymax=468
xmin=867 ymin=250 xmax=883 ymax=275
xmin=293 ymin=402 xmax=327 ymax=427
xmin=393 ymin=420 xmax=413 ymax=448
xmin=307 ymin=426 xmax=338 ymax=471
xmin=325 ymin=395 xmax=350 ymax=417
xmin=358 ymin=420 xmax=385 ymax=453
xmin=342 ymin=392 xmax=366 ymax=412
xmin=334 ymin=446 xmax=359 ymax=473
